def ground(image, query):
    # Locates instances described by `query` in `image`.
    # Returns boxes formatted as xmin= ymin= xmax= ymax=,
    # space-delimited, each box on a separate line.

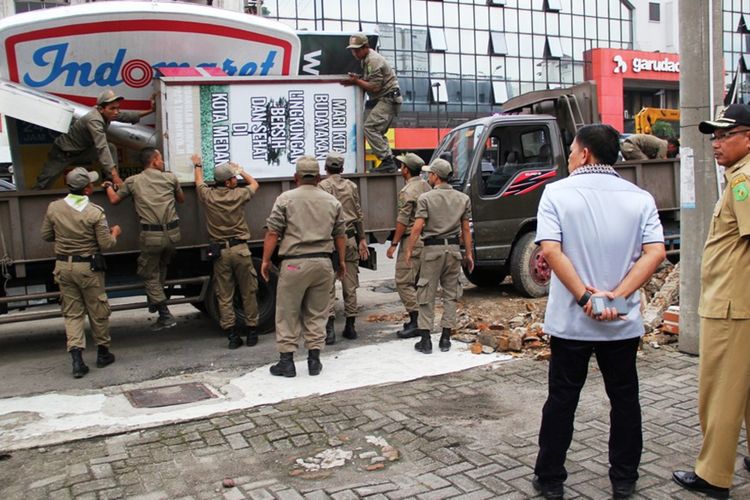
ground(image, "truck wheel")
xmin=463 ymin=267 xmax=507 ymax=288
xmin=510 ymin=231 xmax=550 ymax=298
xmin=204 ymin=257 xmax=278 ymax=334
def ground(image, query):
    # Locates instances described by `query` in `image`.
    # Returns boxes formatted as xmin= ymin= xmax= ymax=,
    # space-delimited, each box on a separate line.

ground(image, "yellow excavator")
xmin=634 ymin=107 xmax=680 ymax=135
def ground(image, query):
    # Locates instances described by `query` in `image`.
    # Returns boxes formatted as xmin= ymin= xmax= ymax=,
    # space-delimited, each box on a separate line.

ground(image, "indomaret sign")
xmin=160 ymin=76 xmax=361 ymax=181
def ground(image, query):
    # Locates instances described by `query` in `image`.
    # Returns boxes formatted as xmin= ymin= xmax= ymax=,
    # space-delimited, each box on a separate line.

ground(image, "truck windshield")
xmin=433 ymin=124 xmax=485 ymax=186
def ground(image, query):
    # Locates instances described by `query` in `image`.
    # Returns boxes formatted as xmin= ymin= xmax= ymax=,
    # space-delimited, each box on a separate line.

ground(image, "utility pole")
xmin=678 ymin=0 xmax=724 ymax=354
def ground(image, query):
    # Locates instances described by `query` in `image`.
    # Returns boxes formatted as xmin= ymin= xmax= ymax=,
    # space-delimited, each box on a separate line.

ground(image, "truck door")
xmin=470 ymin=122 xmax=559 ymax=264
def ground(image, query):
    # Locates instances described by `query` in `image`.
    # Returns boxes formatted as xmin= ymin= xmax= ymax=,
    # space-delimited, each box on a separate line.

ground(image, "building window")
xmin=544 ymin=0 xmax=561 ymax=13
xmin=649 ymin=2 xmax=660 ymax=22
xmin=545 ymin=37 xmax=564 ymax=59
xmin=492 ymin=81 xmax=509 ymax=104
xmin=429 ymin=28 xmax=447 ymax=52
xmin=431 ymin=79 xmax=448 ymax=103
xmin=489 ymin=32 xmax=508 ymax=55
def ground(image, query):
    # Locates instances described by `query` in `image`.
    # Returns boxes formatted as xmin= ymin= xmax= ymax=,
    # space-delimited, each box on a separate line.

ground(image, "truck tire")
xmin=510 ymin=231 xmax=550 ymax=298
xmin=204 ymin=257 xmax=278 ymax=334
xmin=463 ymin=267 xmax=507 ymax=288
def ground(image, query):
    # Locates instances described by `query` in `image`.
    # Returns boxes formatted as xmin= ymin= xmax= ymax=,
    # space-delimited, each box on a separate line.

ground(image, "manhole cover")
xmin=124 ymin=382 xmax=216 ymax=408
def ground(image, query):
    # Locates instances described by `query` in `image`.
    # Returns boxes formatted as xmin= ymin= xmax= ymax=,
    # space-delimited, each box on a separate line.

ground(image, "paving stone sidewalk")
xmin=1 ymin=346 xmax=749 ymax=500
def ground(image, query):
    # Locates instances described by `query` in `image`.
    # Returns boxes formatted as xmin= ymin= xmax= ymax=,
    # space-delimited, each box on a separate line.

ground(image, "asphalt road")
xmin=0 ymin=244 xmax=405 ymax=399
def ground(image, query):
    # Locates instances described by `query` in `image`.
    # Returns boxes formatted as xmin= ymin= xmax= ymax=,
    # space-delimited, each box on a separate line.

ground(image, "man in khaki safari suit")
xmin=387 ymin=152 xmax=431 ymax=338
xmin=405 ymin=158 xmax=474 ymax=354
xmin=193 ymin=154 xmax=260 ymax=350
xmin=41 ymin=167 xmax=121 ymax=378
xmin=318 ymin=151 xmax=369 ymax=345
xmin=261 ymin=156 xmax=346 ymax=378
xmin=103 ymin=147 xmax=184 ymax=330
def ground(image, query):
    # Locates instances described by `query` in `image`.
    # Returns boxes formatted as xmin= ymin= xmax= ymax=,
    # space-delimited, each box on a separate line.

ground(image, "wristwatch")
xmin=577 ymin=291 xmax=592 ymax=307
xmin=193 ymin=163 xmax=202 ymax=169
xmin=390 ymin=241 xmax=399 ymax=247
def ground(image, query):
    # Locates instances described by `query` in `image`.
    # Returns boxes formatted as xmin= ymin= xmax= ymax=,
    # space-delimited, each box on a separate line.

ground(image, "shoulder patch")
xmin=731 ymin=174 xmax=747 ymax=188
xmin=733 ymin=180 xmax=749 ymax=202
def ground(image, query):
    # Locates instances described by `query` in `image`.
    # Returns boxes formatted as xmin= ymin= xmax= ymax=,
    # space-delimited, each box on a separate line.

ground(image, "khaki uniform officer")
xmin=41 ymin=168 xmax=121 ymax=378
xmin=387 ymin=152 xmax=431 ymax=338
xmin=34 ymin=89 xmax=155 ymax=190
xmin=342 ymin=33 xmax=402 ymax=173
xmin=620 ymin=134 xmax=667 ymax=161
xmin=318 ymin=151 xmax=370 ymax=345
xmin=261 ymin=156 xmax=346 ymax=378
xmin=673 ymin=104 xmax=750 ymax=498
xmin=193 ymin=155 xmax=260 ymax=350
xmin=405 ymin=159 xmax=474 ymax=354
xmin=104 ymin=147 xmax=184 ymax=330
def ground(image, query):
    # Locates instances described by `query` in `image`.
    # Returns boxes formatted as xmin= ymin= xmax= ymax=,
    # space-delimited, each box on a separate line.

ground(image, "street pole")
xmin=433 ymin=82 xmax=442 ymax=146
xmin=678 ymin=0 xmax=724 ymax=354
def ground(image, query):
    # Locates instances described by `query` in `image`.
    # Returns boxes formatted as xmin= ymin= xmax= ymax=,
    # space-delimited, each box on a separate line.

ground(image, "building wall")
xmin=630 ymin=0 xmax=678 ymax=52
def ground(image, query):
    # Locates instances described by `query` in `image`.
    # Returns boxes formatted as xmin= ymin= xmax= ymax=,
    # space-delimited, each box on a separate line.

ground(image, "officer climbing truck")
xmin=432 ymin=81 xmax=680 ymax=297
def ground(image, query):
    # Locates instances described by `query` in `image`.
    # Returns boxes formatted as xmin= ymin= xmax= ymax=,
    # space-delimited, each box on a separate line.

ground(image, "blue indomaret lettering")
xmin=23 ymin=43 xmax=125 ymax=88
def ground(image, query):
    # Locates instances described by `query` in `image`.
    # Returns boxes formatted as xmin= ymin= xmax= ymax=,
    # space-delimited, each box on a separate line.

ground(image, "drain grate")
xmin=124 ymin=382 xmax=216 ymax=408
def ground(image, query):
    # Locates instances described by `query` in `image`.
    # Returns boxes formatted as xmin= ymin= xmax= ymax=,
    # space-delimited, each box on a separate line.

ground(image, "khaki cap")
xmin=295 ymin=155 xmax=320 ymax=177
xmin=395 ymin=152 xmax=425 ymax=170
xmin=699 ymin=103 xmax=750 ymax=134
xmin=66 ymin=167 xmax=99 ymax=189
xmin=346 ymin=33 xmax=369 ymax=49
xmin=325 ymin=151 xmax=345 ymax=170
xmin=214 ymin=162 xmax=234 ymax=182
xmin=422 ymin=158 xmax=453 ymax=179
xmin=97 ymin=89 xmax=124 ymax=106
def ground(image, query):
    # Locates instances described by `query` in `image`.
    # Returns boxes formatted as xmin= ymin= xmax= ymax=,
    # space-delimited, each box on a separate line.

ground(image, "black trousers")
xmin=534 ymin=335 xmax=642 ymax=485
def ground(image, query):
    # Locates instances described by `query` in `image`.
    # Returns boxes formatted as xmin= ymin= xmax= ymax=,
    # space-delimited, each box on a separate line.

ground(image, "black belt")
xmin=57 ymin=254 xmax=93 ymax=262
xmin=279 ymin=252 xmax=332 ymax=261
xmin=423 ymin=237 xmax=460 ymax=246
xmin=345 ymin=228 xmax=357 ymax=239
xmin=141 ymin=220 xmax=180 ymax=232
xmin=214 ymin=238 xmax=248 ymax=248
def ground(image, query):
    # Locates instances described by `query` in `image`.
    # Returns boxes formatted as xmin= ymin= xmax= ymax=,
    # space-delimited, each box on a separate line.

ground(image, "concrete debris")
xmin=642 ymin=262 xmax=680 ymax=334
xmin=295 ymin=448 xmax=353 ymax=471
xmin=367 ymin=463 xmax=385 ymax=471
xmin=222 ymin=478 xmax=235 ymax=488
xmin=365 ymin=435 xmax=389 ymax=447
xmin=481 ymin=345 xmax=495 ymax=354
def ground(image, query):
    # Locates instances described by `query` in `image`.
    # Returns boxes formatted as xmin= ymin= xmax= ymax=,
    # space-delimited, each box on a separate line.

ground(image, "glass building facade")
xmin=722 ymin=0 xmax=750 ymax=103
xmin=262 ymin=0 xmax=636 ymax=128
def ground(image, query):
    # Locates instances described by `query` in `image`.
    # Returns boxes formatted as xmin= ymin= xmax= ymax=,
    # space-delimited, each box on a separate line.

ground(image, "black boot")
xmin=270 ymin=352 xmax=296 ymax=377
xmin=308 ymin=349 xmax=322 ymax=376
xmin=414 ymin=330 xmax=432 ymax=354
xmin=70 ymin=348 xmax=89 ymax=379
xmin=342 ymin=317 xmax=357 ymax=340
xmin=439 ymin=327 xmax=452 ymax=352
xmin=152 ymin=303 xmax=177 ymax=330
xmin=397 ymin=311 xmax=419 ymax=338
xmin=325 ymin=316 xmax=336 ymax=345
xmin=96 ymin=345 xmax=116 ymax=368
xmin=227 ymin=324 xmax=244 ymax=349
xmin=373 ymin=156 xmax=396 ymax=173
xmin=245 ymin=326 xmax=258 ymax=347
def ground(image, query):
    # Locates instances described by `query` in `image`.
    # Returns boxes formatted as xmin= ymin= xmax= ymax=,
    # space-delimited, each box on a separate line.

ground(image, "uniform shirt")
xmin=415 ymin=184 xmax=472 ymax=239
xmin=699 ymin=152 xmax=750 ymax=319
xmin=319 ymin=174 xmax=364 ymax=238
xmin=624 ymin=134 xmax=667 ymax=159
xmin=117 ymin=168 xmax=182 ymax=228
xmin=54 ymin=108 xmax=141 ymax=174
xmin=197 ymin=182 xmax=256 ymax=241
xmin=536 ymin=166 xmax=664 ymax=341
xmin=265 ymin=184 xmax=345 ymax=257
xmin=41 ymin=196 xmax=117 ymax=255
xmin=397 ymin=176 xmax=432 ymax=234
xmin=362 ymin=50 xmax=399 ymax=101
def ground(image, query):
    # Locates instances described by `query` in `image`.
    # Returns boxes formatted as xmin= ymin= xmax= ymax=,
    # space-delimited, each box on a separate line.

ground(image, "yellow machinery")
xmin=634 ymin=107 xmax=680 ymax=135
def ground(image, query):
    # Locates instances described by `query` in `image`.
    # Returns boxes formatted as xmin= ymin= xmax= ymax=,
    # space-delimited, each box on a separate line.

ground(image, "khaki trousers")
xmin=138 ymin=232 xmax=175 ymax=305
xmin=53 ymin=261 xmax=111 ymax=351
xmin=416 ymin=244 xmax=462 ymax=331
xmin=620 ymin=141 xmax=649 ymax=161
xmin=35 ymin=143 xmax=118 ymax=189
xmin=395 ymin=239 xmax=422 ymax=313
xmin=329 ymin=236 xmax=359 ymax=317
xmin=213 ymin=244 xmax=259 ymax=330
xmin=695 ymin=317 xmax=750 ymax=488
xmin=275 ymin=257 xmax=334 ymax=353
xmin=364 ymin=99 xmax=399 ymax=160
